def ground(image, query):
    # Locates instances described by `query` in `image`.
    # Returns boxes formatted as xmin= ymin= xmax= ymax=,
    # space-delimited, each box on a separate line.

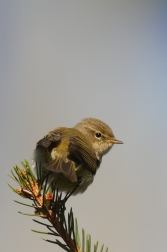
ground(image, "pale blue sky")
xmin=1 ymin=1 xmax=167 ymax=252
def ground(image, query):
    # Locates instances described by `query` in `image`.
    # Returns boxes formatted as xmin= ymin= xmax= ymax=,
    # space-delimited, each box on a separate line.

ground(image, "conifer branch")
xmin=8 ymin=160 xmax=108 ymax=252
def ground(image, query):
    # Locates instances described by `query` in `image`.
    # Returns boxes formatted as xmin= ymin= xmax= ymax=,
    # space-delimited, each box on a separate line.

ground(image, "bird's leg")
xmin=64 ymin=184 xmax=79 ymax=202
xmin=51 ymin=184 xmax=79 ymax=215
xmin=64 ymin=176 xmax=84 ymax=202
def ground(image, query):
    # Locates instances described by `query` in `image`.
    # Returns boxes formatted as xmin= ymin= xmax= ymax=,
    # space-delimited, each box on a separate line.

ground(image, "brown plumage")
xmin=33 ymin=118 xmax=123 ymax=195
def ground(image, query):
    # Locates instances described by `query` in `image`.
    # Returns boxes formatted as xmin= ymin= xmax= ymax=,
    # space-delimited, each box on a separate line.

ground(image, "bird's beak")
xmin=109 ymin=138 xmax=123 ymax=144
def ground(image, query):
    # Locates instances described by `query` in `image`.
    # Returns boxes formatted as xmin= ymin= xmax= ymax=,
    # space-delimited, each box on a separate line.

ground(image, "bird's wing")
xmin=68 ymin=135 xmax=97 ymax=175
xmin=36 ymin=132 xmax=62 ymax=148
xmin=45 ymin=156 xmax=77 ymax=183
xmin=36 ymin=130 xmax=77 ymax=183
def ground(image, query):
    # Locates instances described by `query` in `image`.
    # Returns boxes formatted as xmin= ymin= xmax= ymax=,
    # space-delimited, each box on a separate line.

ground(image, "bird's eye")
xmin=95 ymin=132 xmax=102 ymax=138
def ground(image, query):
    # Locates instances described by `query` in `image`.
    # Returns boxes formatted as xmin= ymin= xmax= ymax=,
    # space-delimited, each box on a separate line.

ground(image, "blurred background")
xmin=1 ymin=1 xmax=167 ymax=251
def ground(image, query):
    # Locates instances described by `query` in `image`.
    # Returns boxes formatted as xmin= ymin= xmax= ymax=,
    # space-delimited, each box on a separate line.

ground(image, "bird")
xmin=33 ymin=118 xmax=123 ymax=195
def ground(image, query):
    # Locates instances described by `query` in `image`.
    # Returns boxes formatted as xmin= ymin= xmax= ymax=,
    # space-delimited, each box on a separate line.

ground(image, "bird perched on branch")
xmin=33 ymin=118 xmax=123 ymax=195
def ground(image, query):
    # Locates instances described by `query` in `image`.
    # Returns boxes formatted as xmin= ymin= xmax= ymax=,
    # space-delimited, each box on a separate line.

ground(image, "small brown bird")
xmin=33 ymin=118 xmax=123 ymax=195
